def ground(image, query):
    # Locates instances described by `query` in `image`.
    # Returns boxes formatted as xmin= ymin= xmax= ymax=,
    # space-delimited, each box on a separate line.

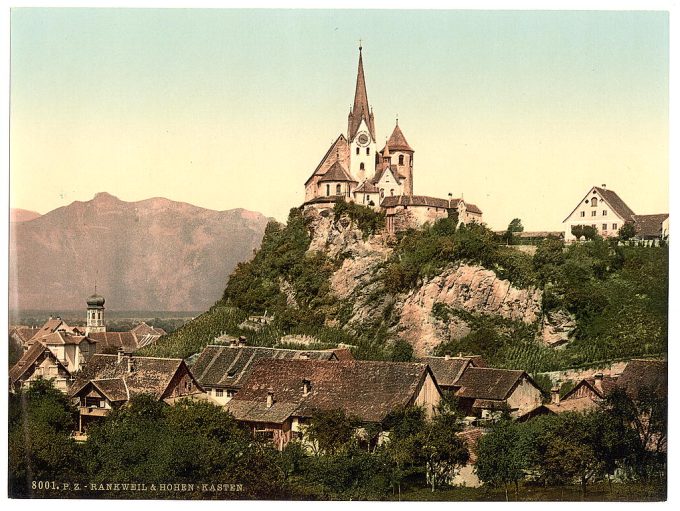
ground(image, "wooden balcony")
xmin=79 ymin=406 xmax=109 ymax=417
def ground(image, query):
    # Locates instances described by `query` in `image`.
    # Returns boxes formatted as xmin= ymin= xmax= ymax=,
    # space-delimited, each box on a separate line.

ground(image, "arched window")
xmin=366 ymin=148 xmax=370 ymax=155
xmin=591 ymin=197 xmax=598 ymax=207
xmin=356 ymin=147 xmax=360 ymax=155
xmin=326 ymin=184 xmax=330 ymax=196
xmin=360 ymin=162 xmax=365 ymax=171
xmin=336 ymin=184 xmax=342 ymax=195
xmin=399 ymin=155 xmax=404 ymax=165
xmin=380 ymin=189 xmax=384 ymax=198
xmin=390 ymin=189 xmax=395 ymax=196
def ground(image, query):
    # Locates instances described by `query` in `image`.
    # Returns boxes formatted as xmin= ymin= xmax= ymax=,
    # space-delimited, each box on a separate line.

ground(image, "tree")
xmin=381 ymin=406 xmax=427 ymax=497
xmin=304 ymin=408 xmax=361 ymax=455
xmin=504 ymin=218 xmax=524 ymax=244
xmin=618 ymin=222 xmax=637 ymax=241
xmin=533 ymin=237 xmax=565 ymax=285
xmin=420 ymin=411 xmax=469 ymax=491
xmin=476 ymin=418 xmax=527 ymax=500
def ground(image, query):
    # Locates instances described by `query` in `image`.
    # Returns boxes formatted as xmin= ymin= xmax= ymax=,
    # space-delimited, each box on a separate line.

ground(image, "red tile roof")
xmin=617 ymin=359 xmax=667 ymax=400
xmin=88 ymin=332 xmax=139 ymax=352
xmin=385 ymin=123 xmax=413 ymax=152
xmin=420 ymin=356 xmax=477 ymax=388
xmin=455 ymin=367 xmax=532 ymax=401
xmin=304 ymin=134 xmax=350 ymax=186
xmin=9 ymin=342 xmax=68 ymax=384
xmin=632 ymin=214 xmax=669 ymax=238
xmin=318 ymin=161 xmax=357 ymax=183
xmin=381 ymin=195 xmax=450 ymax=209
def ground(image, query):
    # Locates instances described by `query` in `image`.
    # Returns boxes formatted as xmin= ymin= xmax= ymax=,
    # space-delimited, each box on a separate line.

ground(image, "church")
xmin=303 ymin=46 xmax=482 ymax=233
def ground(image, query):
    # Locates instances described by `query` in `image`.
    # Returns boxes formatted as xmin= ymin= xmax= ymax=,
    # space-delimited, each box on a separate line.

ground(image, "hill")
xmin=142 ymin=202 xmax=668 ymax=371
xmin=9 ymin=192 xmax=269 ymax=311
xmin=10 ymin=209 xmax=42 ymax=223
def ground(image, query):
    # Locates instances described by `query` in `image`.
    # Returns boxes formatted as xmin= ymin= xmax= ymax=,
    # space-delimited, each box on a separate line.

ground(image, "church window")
xmin=336 ymin=184 xmax=342 ymax=195
xmin=326 ymin=184 xmax=330 ymax=196
xmin=356 ymin=147 xmax=360 ymax=155
xmin=591 ymin=198 xmax=598 ymax=207
xmin=366 ymin=148 xmax=370 ymax=155
xmin=399 ymin=155 xmax=404 ymax=165
xmin=360 ymin=162 xmax=365 ymax=171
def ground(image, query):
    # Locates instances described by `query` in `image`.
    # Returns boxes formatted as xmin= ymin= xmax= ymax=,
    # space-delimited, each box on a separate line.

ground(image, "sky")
xmin=10 ymin=8 xmax=669 ymax=231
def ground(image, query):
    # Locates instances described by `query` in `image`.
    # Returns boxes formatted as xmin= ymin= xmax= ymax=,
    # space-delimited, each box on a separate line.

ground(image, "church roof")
xmin=304 ymin=134 xmax=350 ymax=186
xmin=385 ymin=123 xmax=413 ymax=152
xmin=318 ymin=161 xmax=357 ymax=183
xmin=381 ymin=195 xmax=450 ymax=209
xmin=371 ymin=165 xmax=402 ymax=186
xmin=355 ymin=181 xmax=379 ymax=193
xmin=347 ymin=48 xmax=375 ymax=141
xmin=465 ymin=203 xmax=483 ymax=214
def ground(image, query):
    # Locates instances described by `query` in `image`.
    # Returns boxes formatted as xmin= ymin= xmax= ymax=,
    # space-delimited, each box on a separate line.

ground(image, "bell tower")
xmin=347 ymin=44 xmax=377 ymax=184
xmin=85 ymin=288 xmax=106 ymax=334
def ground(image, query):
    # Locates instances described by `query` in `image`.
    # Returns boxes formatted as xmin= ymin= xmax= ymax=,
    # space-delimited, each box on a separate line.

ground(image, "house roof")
xmin=384 ymin=123 xmax=413 ymax=152
xmin=545 ymin=397 xmax=600 ymax=414
xmin=130 ymin=322 xmax=167 ymax=337
xmin=304 ymin=134 xmax=350 ymax=186
xmin=227 ymin=359 xmax=434 ymax=424
xmin=617 ymin=359 xmax=667 ymax=400
xmin=10 ymin=326 xmax=40 ymax=344
xmin=88 ymin=332 xmax=140 ymax=352
xmin=38 ymin=331 xmax=95 ymax=346
xmin=563 ymin=375 xmax=619 ymax=401
xmin=381 ymin=195 xmax=451 ymax=209
xmin=370 ymin=165 xmax=402 ymax=186
xmin=318 ymin=161 xmax=357 ymax=183
xmin=9 ymin=341 xmax=68 ymax=384
xmin=190 ymin=345 xmax=341 ymax=390
xmin=465 ymin=203 xmax=483 ymax=215
xmin=454 ymin=367 xmax=531 ymax=401
xmin=354 ymin=180 xmax=379 ymax=194
xmin=29 ymin=318 xmax=83 ymax=342
xmin=563 ymin=186 xmax=636 ymax=223
xmin=632 ymin=214 xmax=669 ymax=238
xmin=69 ymin=354 xmax=191 ymax=401
xmin=420 ymin=356 xmax=478 ymax=388
xmin=456 ymin=427 xmax=485 ymax=463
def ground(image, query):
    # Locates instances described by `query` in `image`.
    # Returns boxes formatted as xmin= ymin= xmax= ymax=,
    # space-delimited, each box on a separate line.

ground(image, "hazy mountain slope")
xmin=9 ymin=192 xmax=269 ymax=311
xmin=10 ymin=209 xmax=42 ymax=223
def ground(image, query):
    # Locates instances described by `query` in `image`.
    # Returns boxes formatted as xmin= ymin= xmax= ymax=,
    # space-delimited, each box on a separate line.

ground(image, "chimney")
xmin=551 ymin=386 xmax=560 ymax=405
xmin=302 ymin=378 xmax=311 ymax=396
xmin=117 ymin=347 xmax=123 ymax=364
xmin=127 ymin=356 xmax=134 ymax=373
xmin=593 ymin=372 xmax=604 ymax=393
xmin=444 ymin=354 xmax=451 ymax=361
xmin=601 ymin=184 xmax=606 ymax=188
xmin=266 ymin=389 xmax=274 ymax=408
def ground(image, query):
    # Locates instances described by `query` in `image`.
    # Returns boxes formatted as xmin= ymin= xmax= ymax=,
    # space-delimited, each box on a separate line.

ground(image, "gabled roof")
xmin=563 ymin=186 xmax=636 ymax=223
xmin=617 ymin=359 xmax=667 ymax=400
xmin=190 ymin=345 xmax=340 ymax=390
xmin=465 ymin=203 xmax=483 ymax=215
xmin=29 ymin=318 xmax=83 ymax=342
xmin=9 ymin=341 xmax=69 ymax=384
xmin=88 ymin=332 xmax=139 ymax=352
xmin=562 ymin=375 xmax=618 ymax=401
xmin=69 ymin=354 xmax=193 ymax=401
xmin=420 ymin=356 xmax=481 ymax=388
xmin=39 ymin=331 xmax=95 ymax=346
xmin=632 ymin=214 xmax=669 ymax=238
xmin=370 ymin=166 xmax=402 ymax=186
xmin=454 ymin=367 xmax=535 ymax=401
xmin=385 ymin=123 xmax=413 ymax=152
xmin=228 ymin=359 xmax=435 ymax=424
xmin=304 ymin=135 xmax=350 ymax=186
xmin=130 ymin=322 xmax=166 ymax=337
xmin=10 ymin=326 xmax=40 ymax=344
xmin=318 ymin=161 xmax=357 ymax=183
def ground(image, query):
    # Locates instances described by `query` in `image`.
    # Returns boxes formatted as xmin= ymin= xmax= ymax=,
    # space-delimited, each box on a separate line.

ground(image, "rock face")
xmin=10 ymin=192 xmax=270 ymax=311
xmin=540 ymin=309 xmax=577 ymax=347
xmin=303 ymin=210 xmax=547 ymax=356
xmin=398 ymin=265 xmax=543 ymax=355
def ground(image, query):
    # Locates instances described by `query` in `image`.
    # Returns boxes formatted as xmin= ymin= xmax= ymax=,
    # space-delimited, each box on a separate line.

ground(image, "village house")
xmin=563 ymin=184 xmax=669 ymax=242
xmin=302 ymin=46 xmax=483 ymax=233
xmin=9 ymin=341 xmax=73 ymax=393
xmin=225 ymin=358 xmax=442 ymax=451
xmin=190 ymin=343 xmax=353 ymax=405
xmin=69 ymin=351 xmax=205 ymax=436
xmin=615 ymin=359 xmax=667 ymax=400
xmin=419 ymin=355 xmax=486 ymax=393
xmin=453 ymin=367 xmax=544 ymax=419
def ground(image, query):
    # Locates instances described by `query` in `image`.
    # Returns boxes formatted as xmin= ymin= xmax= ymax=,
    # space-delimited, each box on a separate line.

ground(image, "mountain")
xmin=9 ymin=192 xmax=270 ymax=311
xmin=10 ymin=209 xmax=42 ymax=223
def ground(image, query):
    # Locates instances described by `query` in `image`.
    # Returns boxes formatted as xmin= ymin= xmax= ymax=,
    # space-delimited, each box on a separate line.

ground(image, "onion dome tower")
xmin=85 ymin=288 xmax=106 ymax=334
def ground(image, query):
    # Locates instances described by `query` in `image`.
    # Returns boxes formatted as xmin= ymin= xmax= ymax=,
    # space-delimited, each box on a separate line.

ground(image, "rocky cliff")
xmin=302 ymin=210 xmax=569 ymax=356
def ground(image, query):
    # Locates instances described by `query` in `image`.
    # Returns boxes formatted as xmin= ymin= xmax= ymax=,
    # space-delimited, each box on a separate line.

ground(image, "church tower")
xmin=385 ymin=121 xmax=414 ymax=196
xmin=347 ymin=45 xmax=377 ymax=184
xmin=85 ymin=289 xmax=106 ymax=335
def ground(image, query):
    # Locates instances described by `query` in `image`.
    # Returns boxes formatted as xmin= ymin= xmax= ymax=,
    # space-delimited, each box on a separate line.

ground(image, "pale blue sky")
xmin=10 ymin=9 xmax=669 ymax=230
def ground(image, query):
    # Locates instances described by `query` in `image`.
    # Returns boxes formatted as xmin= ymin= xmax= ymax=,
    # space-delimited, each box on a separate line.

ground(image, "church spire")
xmin=347 ymin=44 xmax=375 ymax=142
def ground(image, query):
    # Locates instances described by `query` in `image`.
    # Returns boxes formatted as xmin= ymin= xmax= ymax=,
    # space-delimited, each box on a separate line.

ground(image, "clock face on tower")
xmin=357 ymin=132 xmax=370 ymax=147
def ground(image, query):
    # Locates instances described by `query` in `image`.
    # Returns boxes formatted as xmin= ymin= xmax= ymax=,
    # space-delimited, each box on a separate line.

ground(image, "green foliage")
xmin=304 ymin=408 xmax=362 ymax=455
xmin=476 ymin=418 xmax=527 ymax=495
xmin=503 ymin=218 xmax=524 ymax=244
xmin=571 ymin=225 xmax=600 ymax=241
xmin=421 ymin=411 xmax=469 ymax=491
xmin=618 ymin=222 xmax=637 ymax=241
xmin=333 ymin=199 xmax=386 ymax=237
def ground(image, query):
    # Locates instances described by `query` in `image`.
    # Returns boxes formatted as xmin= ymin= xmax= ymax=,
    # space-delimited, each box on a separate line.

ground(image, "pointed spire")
xmin=387 ymin=122 xmax=413 ymax=152
xmin=348 ymin=45 xmax=375 ymax=142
